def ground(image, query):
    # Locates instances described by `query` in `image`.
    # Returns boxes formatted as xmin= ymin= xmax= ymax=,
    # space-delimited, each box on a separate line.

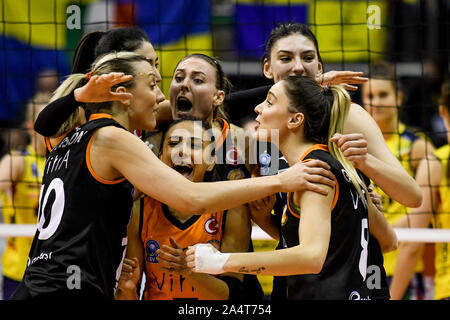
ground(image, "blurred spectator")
xmin=0 ymin=92 xmax=49 ymax=299
xmin=35 ymin=69 xmax=59 ymax=95
xmin=401 ymin=53 xmax=449 ymax=147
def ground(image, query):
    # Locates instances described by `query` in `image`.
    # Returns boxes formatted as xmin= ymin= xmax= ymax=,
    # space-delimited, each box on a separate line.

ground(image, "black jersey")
xmin=16 ymin=115 xmax=134 ymax=299
xmin=202 ymin=119 xmax=263 ymax=299
xmin=280 ymin=145 xmax=371 ymax=300
xmin=359 ymin=175 xmax=390 ymax=300
xmin=204 ymin=119 xmax=251 ymax=182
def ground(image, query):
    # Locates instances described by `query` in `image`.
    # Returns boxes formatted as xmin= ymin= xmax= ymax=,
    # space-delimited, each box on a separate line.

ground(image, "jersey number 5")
xmin=359 ymin=218 xmax=369 ymax=281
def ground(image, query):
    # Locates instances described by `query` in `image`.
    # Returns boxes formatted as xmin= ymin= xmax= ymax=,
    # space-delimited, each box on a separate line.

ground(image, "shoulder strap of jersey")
xmin=83 ymin=113 xmax=126 ymax=132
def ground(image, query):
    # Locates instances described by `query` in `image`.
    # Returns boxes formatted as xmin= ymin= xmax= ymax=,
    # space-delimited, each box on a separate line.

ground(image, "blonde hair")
xmin=327 ymin=86 xmax=369 ymax=206
xmin=50 ymin=51 xmax=151 ymax=137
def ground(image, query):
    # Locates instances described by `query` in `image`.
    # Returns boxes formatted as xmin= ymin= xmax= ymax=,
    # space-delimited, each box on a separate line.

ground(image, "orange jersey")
xmin=141 ymin=197 xmax=226 ymax=300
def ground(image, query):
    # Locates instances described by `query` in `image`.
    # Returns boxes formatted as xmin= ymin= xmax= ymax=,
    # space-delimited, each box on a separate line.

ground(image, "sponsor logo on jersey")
xmin=146 ymin=239 xmax=160 ymax=263
xmin=204 ymin=217 xmax=219 ymax=236
xmin=348 ymin=290 xmax=371 ymax=300
xmin=227 ymin=168 xmax=245 ymax=180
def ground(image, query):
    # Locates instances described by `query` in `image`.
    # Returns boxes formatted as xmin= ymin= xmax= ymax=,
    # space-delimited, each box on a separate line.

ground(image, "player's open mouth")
xmin=177 ymin=96 xmax=193 ymax=113
xmin=173 ymin=164 xmax=194 ymax=179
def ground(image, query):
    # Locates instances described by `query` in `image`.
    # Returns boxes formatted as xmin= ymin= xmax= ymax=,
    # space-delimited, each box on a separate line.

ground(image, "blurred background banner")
xmin=0 ymin=0 xmax=76 ymax=125
xmin=114 ymin=0 xmax=213 ymax=94
xmin=234 ymin=0 xmax=309 ymax=58
xmin=0 ymin=0 xmax=449 ymax=301
xmin=234 ymin=0 xmax=387 ymax=62
xmin=311 ymin=0 xmax=388 ymax=62
xmin=1 ymin=0 xmax=448 ymax=132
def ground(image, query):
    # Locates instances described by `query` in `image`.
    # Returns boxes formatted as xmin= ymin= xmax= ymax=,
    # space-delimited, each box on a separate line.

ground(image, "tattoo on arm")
xmin=238 ymin=266 xmax=266 ymax=274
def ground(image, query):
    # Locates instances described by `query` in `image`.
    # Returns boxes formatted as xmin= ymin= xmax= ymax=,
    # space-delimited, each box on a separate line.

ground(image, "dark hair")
xmin=51 ymin=52 xmax=150 ymax=136
xmin=440 ymin=82 xmax=450 ymax=112
xmin=71 ymin=31 xmax=103 ymax=74
xmin=71 ymin=27 xmax=150 ymax=74
xmin=160 ymin=115 xmax=215 ymax=155
xmin=367 ymin=61 xmax=402 ymax=91
xmin=178 ymin=53 xmax=231 ymax=93
xmin=263 ymin=23 xmax=322 ymax=65
xmin=176 ymin=53 xmax=231 ymax=121
xmin=283 ymin=75 xmax=368 ymax=203
xmin=95 ymin=27 xmax=150 ymax=58
xmin=283 ymin=76 xmax=331 ymax=144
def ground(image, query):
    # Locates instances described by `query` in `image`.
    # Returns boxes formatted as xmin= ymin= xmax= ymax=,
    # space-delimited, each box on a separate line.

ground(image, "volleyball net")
xmin=1 ymin=224 xmax=450 ymax=242
xmin=0 ymin=0 xmax=449 ymax=299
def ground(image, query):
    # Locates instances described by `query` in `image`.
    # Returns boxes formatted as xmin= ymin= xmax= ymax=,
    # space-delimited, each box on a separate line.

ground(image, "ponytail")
xmin=327 ymin=85 xmax=369 ymax=205
xmin=283 ymin=75 xmax=369 ymax=205
xmin=49 ymin=74 xmax=85 ymax=137
xmin=72 ymin=31 xmax=104 ymax=74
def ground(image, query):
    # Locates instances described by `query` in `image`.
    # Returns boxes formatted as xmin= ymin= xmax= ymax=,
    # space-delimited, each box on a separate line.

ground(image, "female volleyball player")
xmin=361 ymin=61 xmax=435 ymax=300
xmin=116 ymin=118 xmax=251 ymax=300
xmin=388 ymin=82 xmax=450 ymax=300
xmin=185 ymin=75 xmax=398 ymax=300
xmin=33 ymin=27 xmax=166 ymax=139
xmin=10 ymin=52 xmax=323 ymax=300
xmin=231 ymin=22 xmax=419 ymax=300
xmin=0 ymin=94 xmax=48 ymax=299
xmin=34 ymin=26 xmax=335 ymax=195
xmin=225 ymin=22 xmax=422 ymax=208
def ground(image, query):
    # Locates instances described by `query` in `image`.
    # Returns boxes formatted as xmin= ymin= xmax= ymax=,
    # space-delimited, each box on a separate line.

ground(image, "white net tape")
xmin=250 ymin=226 xmax=450 ymax=243
xmin=1 ymin=224 xmax=450 ymax=243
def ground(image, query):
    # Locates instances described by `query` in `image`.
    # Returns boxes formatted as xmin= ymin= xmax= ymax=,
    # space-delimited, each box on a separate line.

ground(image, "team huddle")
xmin=1 ymin=23 xmax=449 ymax=301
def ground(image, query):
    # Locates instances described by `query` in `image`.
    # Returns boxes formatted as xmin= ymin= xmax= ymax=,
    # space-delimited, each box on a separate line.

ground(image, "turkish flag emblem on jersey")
xmin=204 ymin=217 xmax=219 ymax=235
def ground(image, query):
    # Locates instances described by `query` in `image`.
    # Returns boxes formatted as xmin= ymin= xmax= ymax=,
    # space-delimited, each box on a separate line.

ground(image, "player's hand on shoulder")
xmin=278 ymin=160 xmax=335 ymax=195
xmin=317 ymin=70 xmax=368 ymax=91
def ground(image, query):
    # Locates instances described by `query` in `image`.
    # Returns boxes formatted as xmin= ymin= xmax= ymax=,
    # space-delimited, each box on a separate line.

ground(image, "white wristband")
xmin=194 ymin=244 xmax=230 ymax=275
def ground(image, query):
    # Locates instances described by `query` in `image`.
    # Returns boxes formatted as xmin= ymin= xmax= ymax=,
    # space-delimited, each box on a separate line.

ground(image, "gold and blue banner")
xmin=234 ymin=0 xmax=309 ymax=58
xmin=116 ymin=0 xmax=213 ymax=95
xmin=0 ymin=0 xmax=93 ymax=124
xmin=234 ymin=0 xmax=387 ymax=62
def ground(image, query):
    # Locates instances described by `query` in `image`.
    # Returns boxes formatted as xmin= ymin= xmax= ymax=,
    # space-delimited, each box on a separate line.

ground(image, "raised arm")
xmin=225 ymin=71 xmax=367 ymax=124
xmin=34 ymin=72 xmax=133 ymax=137
xmin=367 ymin=193 xmax=398 ymax=253
xmin=389 ymin=156 xmax=441 ymax=300
xmin=0 ymin=153 xmax=25 ymax=192
xmin=186 ymin=184 xmax=334 ymax=276
xmin=91 ymin=126 xmax=335 ymax=215
xmin=334 ymin=103 xmax=422 ymax=208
